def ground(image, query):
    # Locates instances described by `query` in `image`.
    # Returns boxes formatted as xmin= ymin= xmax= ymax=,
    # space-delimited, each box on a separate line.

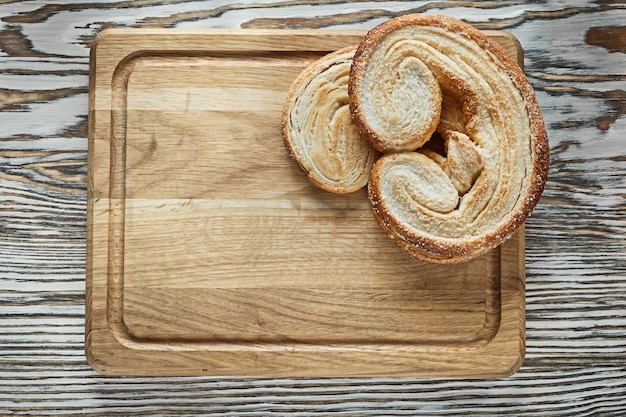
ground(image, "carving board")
xmin=86 ymin=28 xmax=526 ymax=377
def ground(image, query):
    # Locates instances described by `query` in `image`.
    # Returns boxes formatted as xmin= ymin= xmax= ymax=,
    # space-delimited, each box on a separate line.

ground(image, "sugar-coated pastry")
xmin=358 ymin=14 xmax=549 ymax=263
xmin=282 ymin=46 xmax=378 ymax=194
xmin=349 ymin=40 xmax=442 ymax=153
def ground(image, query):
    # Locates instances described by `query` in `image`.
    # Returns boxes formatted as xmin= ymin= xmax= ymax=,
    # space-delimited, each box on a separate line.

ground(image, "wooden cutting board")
xmin=86 ymin=28 xmax=526 ymax=377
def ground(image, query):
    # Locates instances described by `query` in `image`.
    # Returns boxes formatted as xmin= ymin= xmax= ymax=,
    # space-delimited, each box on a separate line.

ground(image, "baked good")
xmin=355 ymin=14 xmax=549 ymax=263
xmin=282 ymin=46 xmax=378 ymax=194
xmin=349 ymin=40 xmax=442 ymax=153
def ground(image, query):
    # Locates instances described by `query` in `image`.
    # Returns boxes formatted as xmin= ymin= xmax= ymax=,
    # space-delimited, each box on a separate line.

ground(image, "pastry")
xmin=282 ymin=46 xmax=378 ymax=194
xmin=349 ymin=40 xmax=442 ymax=153
xmin=354 ymin=14 xmax=549 ymax=263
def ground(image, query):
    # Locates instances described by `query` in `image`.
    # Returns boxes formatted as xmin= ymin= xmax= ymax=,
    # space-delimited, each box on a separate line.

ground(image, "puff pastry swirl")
xmin=282 ymin=46 xmax=378 ymax=194
xmin=355 ymin=14 xmax=549 ymax=263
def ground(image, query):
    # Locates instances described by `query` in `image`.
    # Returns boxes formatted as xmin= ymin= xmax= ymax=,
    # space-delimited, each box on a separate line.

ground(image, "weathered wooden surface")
xmin=1 ymin=0 xmax=625 ymax=414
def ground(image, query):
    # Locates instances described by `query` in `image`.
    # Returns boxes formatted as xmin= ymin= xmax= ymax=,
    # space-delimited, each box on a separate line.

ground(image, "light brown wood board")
xmin=86 ymin=28 xmax=526 ymax=377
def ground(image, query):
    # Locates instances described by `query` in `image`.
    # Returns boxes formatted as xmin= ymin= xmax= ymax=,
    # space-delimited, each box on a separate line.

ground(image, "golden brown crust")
xmin=282 ymin=46 xmax=379 ymax=194
xmin=359 ymin=14 xmax=549 ymax=264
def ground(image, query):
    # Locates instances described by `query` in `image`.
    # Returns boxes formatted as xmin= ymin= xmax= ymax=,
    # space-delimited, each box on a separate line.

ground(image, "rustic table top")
xmin=2 ymin=1 xmax=625 ymax=415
